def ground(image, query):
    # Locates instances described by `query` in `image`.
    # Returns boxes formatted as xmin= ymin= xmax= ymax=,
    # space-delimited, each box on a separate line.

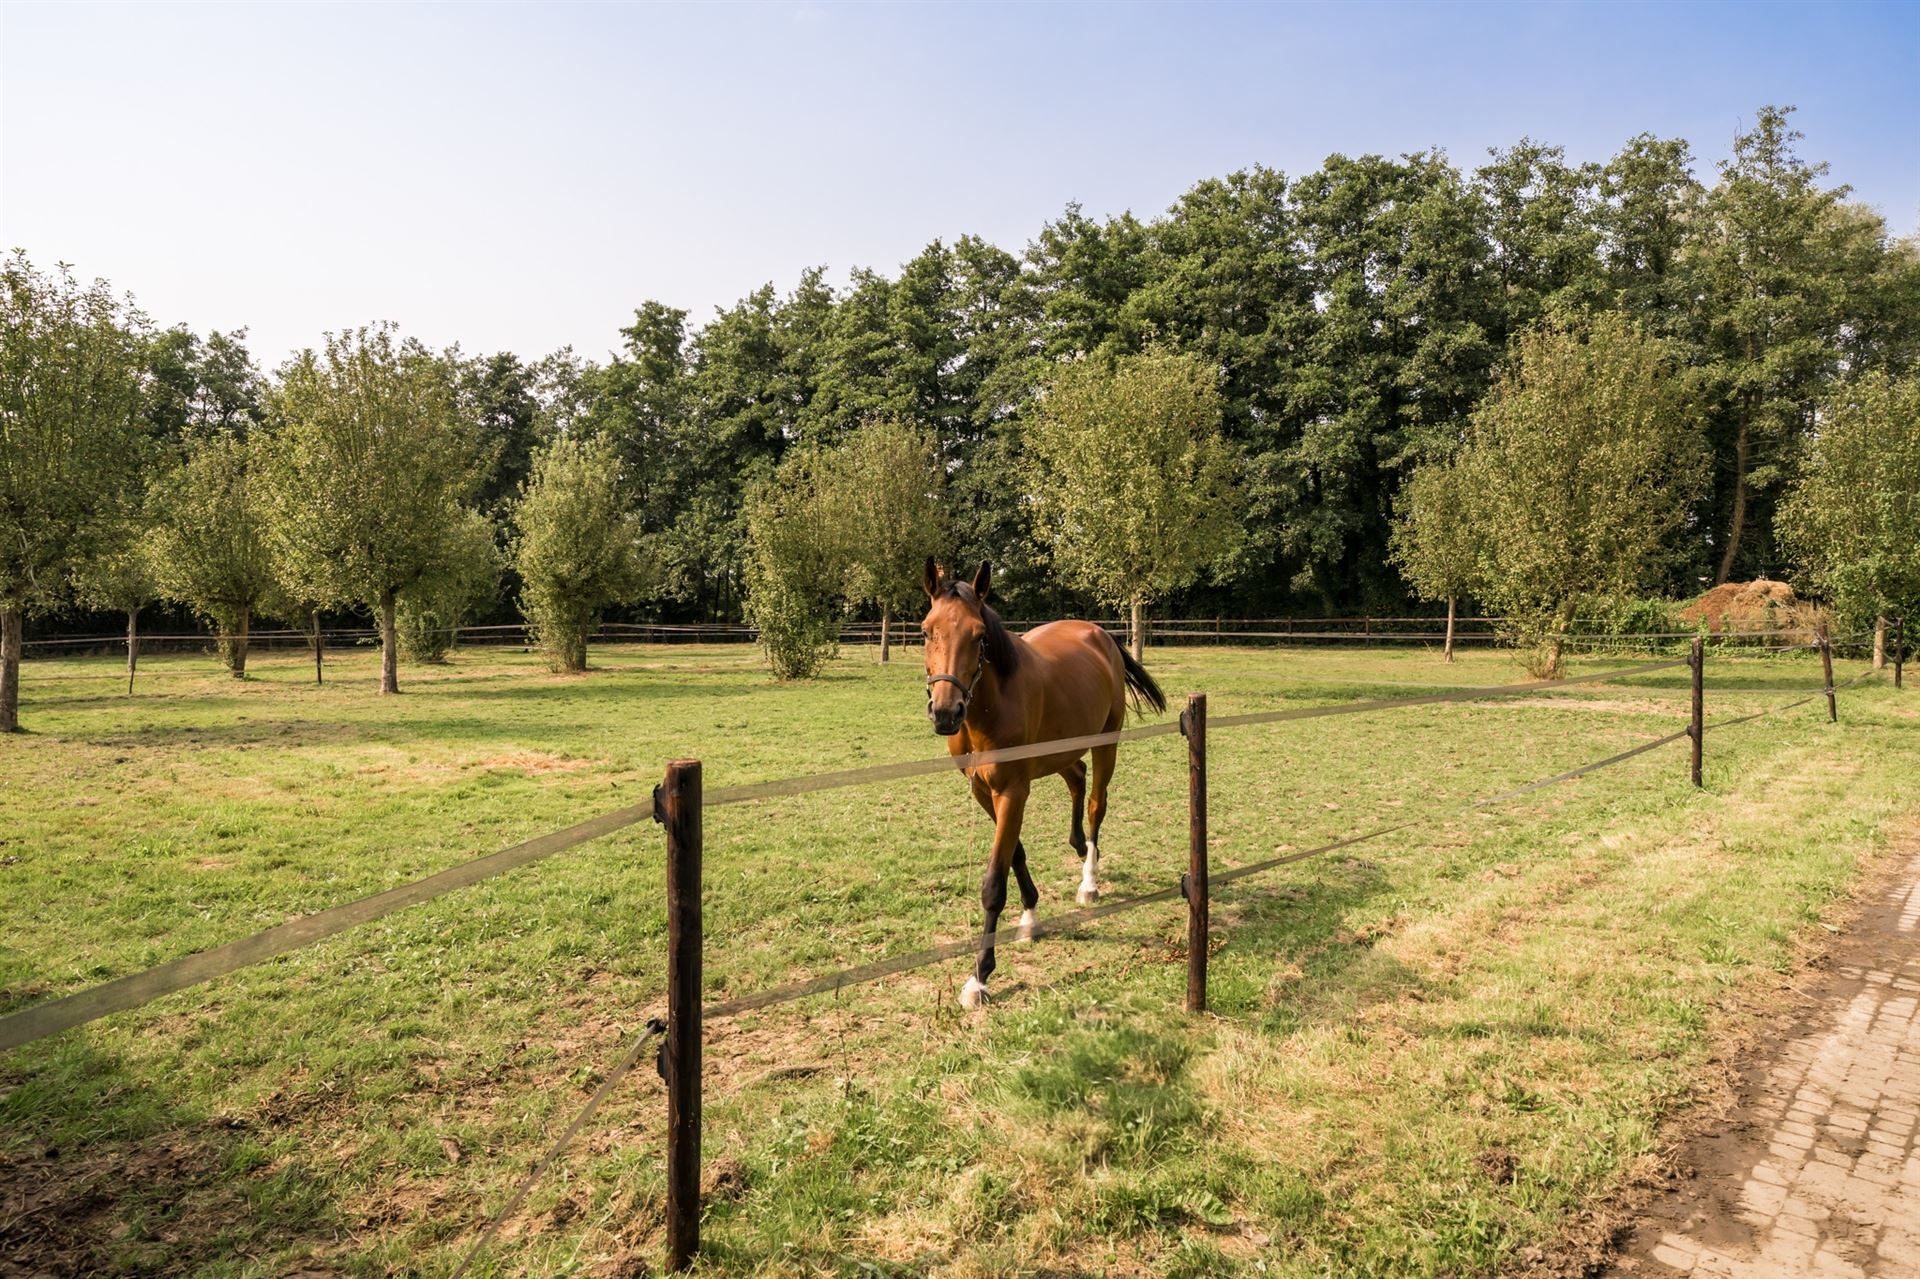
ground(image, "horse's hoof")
xmin=1017 ymin=909 xmax=1037 ymax=943
xmin=959 ymin=977 xmax=989 ymax=1009
xmin=1076 ymin=886 xmax=1100 ymax=905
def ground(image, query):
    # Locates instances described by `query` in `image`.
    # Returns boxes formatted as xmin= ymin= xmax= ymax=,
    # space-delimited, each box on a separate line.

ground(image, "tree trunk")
xmin=221 ymin=606 xmax=250 ymax=678
xmin=879 ymin=601 xmax=891 ymax=664
xmin=379 ymin=590 xmax=399 ymax=694
xmin=312 ymin=608 xmax=324 ymax=686
xmin=126 ymin=608 xmax=139 ymax=695
xmin=1716 ymin=420 xmax=1750 ymax=585
xmin=1444 ymin=597 xmax=1456 ymax=663
xmin=1130 ymin=597 xmax=1145 ymax=664
xmin=1548 ymin=599 xmax=1578 ymax=680
xmin=1875 ymin=614 xmax=1888 ymax=669
xmin=1 ymin=605 xmax=21 ymax=733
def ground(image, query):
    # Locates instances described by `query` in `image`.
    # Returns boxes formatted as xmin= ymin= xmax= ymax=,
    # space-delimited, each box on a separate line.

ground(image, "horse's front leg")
xmin=975 ymin=773 xmax=1040 ymax=943
xmin=961 ymin=777 xmax=1030 ymax=1009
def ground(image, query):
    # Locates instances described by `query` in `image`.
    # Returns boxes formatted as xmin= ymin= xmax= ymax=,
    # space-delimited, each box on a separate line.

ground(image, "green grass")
xmin=1 ymin=639 xmax=1913 ymax=1277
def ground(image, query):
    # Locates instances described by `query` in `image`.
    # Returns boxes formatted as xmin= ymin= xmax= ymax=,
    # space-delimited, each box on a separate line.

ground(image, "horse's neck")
xmin=964 ymin=644 xmax=1028 ymax=744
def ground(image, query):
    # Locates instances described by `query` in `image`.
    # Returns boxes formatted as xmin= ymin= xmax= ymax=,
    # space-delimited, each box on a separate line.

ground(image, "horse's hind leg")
xmin=1080 ymin=744 xmax=1118 ymax=904
xmin=1063 ymin=760 xmax=1089 ymax=859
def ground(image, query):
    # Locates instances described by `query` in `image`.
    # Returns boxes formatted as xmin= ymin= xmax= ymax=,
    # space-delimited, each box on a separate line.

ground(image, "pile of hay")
xmin=1678 ymin=579 xmax=1820 ymax=638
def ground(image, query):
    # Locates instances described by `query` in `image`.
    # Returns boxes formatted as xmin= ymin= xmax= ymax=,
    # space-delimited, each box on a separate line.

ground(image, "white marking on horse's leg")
xmin=960 ymin=975 xmax=989 ymax=1009
xmin=1077 ymin=841 xmax=1101 ymax=905
xmin=1017 ymin=908 xmax=1037 ymax=943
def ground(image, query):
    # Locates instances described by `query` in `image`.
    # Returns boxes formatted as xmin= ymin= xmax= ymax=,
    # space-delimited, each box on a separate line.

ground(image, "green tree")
xmin=148 ymin=433 xmax=279 ymax=677
xmin=1389 ymin=462 xmax=1482 ymax=661
xmin=0 ymin=252 xmax=151 ymax=731
xmin=742 ymin=447 xmax=844 ymax=680
xmin=270 ymin=323 xmax=481 ymax=694
xmin=1459 ymin=313 xmax=1705 ymax=677
xmin=819 ymin=419 xmax=946 ymax=662
xmin=1689 ymin=106 xmax=1879 ymax=583
xmin=1779 ymin=372 xmax=1920 ymax=666
xmin=1285 ymin=151 xmax=1497 ymax=607
xmin=1024 ymin=347 xmax=1245 ymax=659
xmin=397 ymin=507 xmax=501 ymax=663
xmin=145 ymin=326 xmax=265 ymax=443
xmin=512 ymin=434 xmax=647 ymax=673
xmin=75 ymin=536 xmax=165 ymax=695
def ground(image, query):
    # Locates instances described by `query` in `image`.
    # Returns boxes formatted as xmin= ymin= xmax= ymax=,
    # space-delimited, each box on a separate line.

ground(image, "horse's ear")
xmin=923 ymin=557 xmax=940 ymax=599
xmin=972 ymin=560 xmax=991 ymax=602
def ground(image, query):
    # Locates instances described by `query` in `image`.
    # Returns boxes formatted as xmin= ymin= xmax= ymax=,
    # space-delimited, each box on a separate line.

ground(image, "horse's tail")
xmin=1117 ymin=641 xmax=1168 ymax=719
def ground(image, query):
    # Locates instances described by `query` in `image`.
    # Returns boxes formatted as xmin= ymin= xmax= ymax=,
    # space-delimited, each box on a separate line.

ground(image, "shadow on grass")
xmin=0 ymin=1036 xmax=341 ymax=1277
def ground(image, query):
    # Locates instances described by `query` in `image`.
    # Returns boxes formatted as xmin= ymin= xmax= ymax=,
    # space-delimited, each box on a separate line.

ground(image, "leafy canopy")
xmin=1023 ymin=346 xmax=1245 ymax=609
xmin=1779 ymin=371 xmax=1920 ymax=628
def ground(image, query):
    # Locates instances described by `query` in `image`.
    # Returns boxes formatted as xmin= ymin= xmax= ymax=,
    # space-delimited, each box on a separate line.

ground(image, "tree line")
xmin=4 ymin=104 xmax=1918 ymax=727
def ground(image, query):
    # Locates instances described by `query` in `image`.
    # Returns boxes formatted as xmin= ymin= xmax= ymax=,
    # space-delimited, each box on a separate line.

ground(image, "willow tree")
xmin=1779 ymin=371 xmax=1920 ymax=667
xmin=0 ymin=253 xmax=150 ymax=731
xmin=1390 ymin=461 xmax=1482 ymax=661
xmin=821 ymin=419 xmax=944 ymax=662
xmin=512 ymin=434 xmax=646 ymax=672
xmin=148 ymin=433 xmax=278 ymax=677
xmin=1461 ymin=313 xmax=1705 ymax=677
xmin=271 ymin=324 xmax=479 ymax=694
xmin=1024 ymin=347 xmax=1243 ymax=660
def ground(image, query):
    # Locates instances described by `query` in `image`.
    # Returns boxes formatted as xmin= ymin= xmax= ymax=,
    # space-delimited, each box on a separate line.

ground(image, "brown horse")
xmin=921 ymin=559 xmax=1166 ymax=1008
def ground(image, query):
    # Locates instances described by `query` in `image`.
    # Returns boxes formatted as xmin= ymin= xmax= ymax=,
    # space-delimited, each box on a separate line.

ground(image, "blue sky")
xmin=3 ymin=1 xmax=1916 ymax=367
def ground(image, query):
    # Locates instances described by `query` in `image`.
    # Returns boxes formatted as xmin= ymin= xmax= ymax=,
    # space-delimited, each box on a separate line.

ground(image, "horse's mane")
xmin=942 ymin=581 xmax=1021 ymax=677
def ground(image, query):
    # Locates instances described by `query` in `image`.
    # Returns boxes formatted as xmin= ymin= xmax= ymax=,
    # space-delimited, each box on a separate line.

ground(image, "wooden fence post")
xmin=1820 ymin=625 xmax=1837 ymax=723
xmin=1181 ymin=694 xmax=1208 ymax=1014
xmin=658 ymin=759 xmax=703 ymax=1272
xmin=1897 ymin=616 xmax=1905 ymax=690
xmin=1689 ymin=637 xmax=1704 ymax=788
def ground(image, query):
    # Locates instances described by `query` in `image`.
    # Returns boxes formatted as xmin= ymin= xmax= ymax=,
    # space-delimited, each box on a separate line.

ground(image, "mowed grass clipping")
xmin=1 ymin=639 xmax=1914 ymax=1278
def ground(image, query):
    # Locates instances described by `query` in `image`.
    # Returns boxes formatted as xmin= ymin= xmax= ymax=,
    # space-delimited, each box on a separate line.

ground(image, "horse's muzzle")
xmin=929 ymin=707 xmax=963 ymax=737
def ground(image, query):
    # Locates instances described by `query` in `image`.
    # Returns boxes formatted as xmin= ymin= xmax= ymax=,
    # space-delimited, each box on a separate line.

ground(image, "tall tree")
xmin=270 ymin=323 xmax=481 ymax=694
xmin=1024 ymin=347 xmax=1245 ymax=659
xmin=1779 ymin=372 xmax=1920 ymax=666
xmin=1458 ymin=313 xmax=1706 ymax=676
xmin=512 ymin=434 xmax=648 ymax=673
xmin=1120 ymin=167 xmax=1317 ymax=603
xmin=1286 ymin=151 xmax=1497 ymax=606
xmin=1594 ymin=135 xmax=1702 ymax=332
xmin=0 ymin=253 xmax=151 ymax=732
xmin=459 ymin=351 xmax=544 ymax=518
xmin=1475 ymin=140 xmax=1605 ymax=334
xmin=1690 ymin=106 xmax=1869 ymax=583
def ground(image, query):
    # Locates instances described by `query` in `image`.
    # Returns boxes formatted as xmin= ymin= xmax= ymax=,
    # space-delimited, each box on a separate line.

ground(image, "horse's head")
xmin=921 ymin=557 xmax=993 ymax=736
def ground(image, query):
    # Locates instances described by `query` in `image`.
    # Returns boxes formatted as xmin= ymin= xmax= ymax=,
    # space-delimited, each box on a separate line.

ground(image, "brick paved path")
xmin=1610 ymin=847 xmax=1920 ymax=1278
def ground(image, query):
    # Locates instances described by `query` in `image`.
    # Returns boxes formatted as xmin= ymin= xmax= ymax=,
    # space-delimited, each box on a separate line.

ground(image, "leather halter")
xmin=926 ymin=632 xmax=989 ymax=719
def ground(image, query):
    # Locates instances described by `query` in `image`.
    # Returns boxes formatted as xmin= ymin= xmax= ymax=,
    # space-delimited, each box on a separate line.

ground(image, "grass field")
xmin=1 ymin=638 xmax=1914 ymax=1278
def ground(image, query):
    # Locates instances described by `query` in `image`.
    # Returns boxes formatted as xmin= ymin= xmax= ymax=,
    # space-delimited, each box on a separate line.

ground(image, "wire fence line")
xmin=439 ymin=658 xmax=1884 ymax=1263
xmin=0 ymin=656 xmax=1705 ymax=1054
xmin=0 ymin=629 xmax=1889 ymax=1268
